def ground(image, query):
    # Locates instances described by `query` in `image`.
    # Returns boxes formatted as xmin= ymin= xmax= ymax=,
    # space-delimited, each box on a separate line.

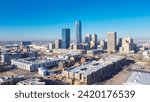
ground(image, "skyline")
xmin=0 ymin=0 xmax=150 ymax=40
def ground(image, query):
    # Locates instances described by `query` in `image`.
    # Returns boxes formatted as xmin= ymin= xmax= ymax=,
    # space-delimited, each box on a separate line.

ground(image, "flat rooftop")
xmin=125 ymin=71 xmax=150 ymax=85
xmin=12 ymin=57 xmax=65 ymax=65
xmin=18 ymin=78 xmax=45 ymax=85
xmin=2 ymin=51 xmax=37 ymax=55
xmin=65 ymin=56 xmax=125 ymax=77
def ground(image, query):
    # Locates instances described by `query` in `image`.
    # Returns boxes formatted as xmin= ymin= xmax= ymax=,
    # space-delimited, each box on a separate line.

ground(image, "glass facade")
xmin=61 ymin=28 xmax=70 ymax=49
xmin=75 ymin=21 xmax=82 ymax=44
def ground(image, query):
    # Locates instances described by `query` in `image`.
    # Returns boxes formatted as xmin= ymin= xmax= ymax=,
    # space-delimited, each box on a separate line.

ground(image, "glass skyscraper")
xmin=61 ymin=28 xmax=70 ymax=49
xmin=75 ymin=21 xmax=82 ymax=44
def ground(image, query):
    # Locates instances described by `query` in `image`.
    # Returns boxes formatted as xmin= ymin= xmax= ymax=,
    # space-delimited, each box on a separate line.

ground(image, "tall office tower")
xmin=92 ymin=34 xmax=97 ymax=42
xmin=49 ymin=43 xmax=55 ymax=50
xmin=100 ymin=40 xmax=107 ymax=49
xmin=92 ymin=34 xmax=97 ymax=49
xmin=107 ymin=32 xmax=117 ymax=52
xmin=118 ymin=38 xmax=122 ymax=47
xmin=119 ymin=37 xmax=134 ymax=54
xmin=85 ymin=33 xmax=91 ymax=43
xmin=61 ymin=28 xmax=70 ymax=49
xmin=55 ymin=39 xmax=62 ymax=49
xmin=117 ymin=38 xmax=122 ymax=50
xmin=75 ymin=21 xmax=82 ymax=44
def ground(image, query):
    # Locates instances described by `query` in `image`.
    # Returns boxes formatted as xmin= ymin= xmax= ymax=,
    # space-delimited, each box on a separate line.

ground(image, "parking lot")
xmin=0 ymin=69 xmax=40 ymax=78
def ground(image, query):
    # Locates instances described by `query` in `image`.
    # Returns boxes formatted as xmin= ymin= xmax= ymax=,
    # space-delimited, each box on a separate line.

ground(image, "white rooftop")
xmin=65 ymin=56 xmax=125 ymax=77
xmin=18 ymin=78 xmax=45 ymax=85
xmin=125 ymin=72 xmax=150 ymax=85
xmin=12 ymin=57 xmax=65 ymax=64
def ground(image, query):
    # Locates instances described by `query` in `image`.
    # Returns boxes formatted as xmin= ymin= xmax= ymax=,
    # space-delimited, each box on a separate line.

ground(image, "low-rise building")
xmin=52 ymin=49 xmax=85 ymax=54
xmin=0 ymin=76 xmax=25 ymax=85
xmin=86 ymin=49 xmax=103 ymax=56
xmin=58 ymin=53 xmax=81 ymax=60
xmin=62 ymin=55 xmax=126 ymax=85
xmin=143 ymin=50 xmax=150 ymax=60
xmin=17 ymin=78 xmax=45 ymax=85
xmin=11 ymin=57 xmax=65 ymax=71
xmin=0 ymin=51 xmax=38 ymax=64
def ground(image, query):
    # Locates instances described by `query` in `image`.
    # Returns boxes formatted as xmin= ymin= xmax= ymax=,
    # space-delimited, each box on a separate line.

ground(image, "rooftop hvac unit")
xmin=134 ymin=80 xmax=137 ymax=83
xmin=138 ymin=72 xmax=142 ymax=75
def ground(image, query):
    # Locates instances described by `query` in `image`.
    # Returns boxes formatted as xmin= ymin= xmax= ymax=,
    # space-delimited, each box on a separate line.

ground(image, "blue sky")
xmin=0 ymin=0 xmax=150 ymax=41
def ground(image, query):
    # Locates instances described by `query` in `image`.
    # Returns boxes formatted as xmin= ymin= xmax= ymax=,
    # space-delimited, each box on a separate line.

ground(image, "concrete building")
xmin=119 ymin=37 xmax=135 ymax=54
xmin=143 ymin=50 xmax=150 ymax=60
xmin=75 ymin=21 xmax=82 ymax=44
xmin=99 ymin=40 xmax=107 ymax=49
xmin=85 ymin=33 xmax=92 ymax=44
xmin=53 ymin=49 xmax=85 ymax=54
xmin=87 ymin=49 xmax=103 ymax=56
xmin=85 ymin=34 xmax=92 ymax=50
xmin=73 ymin=44 xmax=83 ymax=50
xmin=90 ymin=41 xmax=97 ymax=49
xmin=38 ymin=67 xmax=48 ymax=76
xmin=62 ymin=55 xmax=126 ymax=85
xmin=30 ymin=45 xmax=48 ymax=51
xmin=0 ymin=51 xmax=38 ymax=64
xmin=48 ymin=43 xmax=55 ymax=50
xmin=11 ymin=57 xmax=65 ymax=71
xmin=55 ymin=39 xmax=61 ymax=49
xmin=58 ymin=53 xmax=81 ymax=60
xmin=61 ymin=28 xmax=70 ymax=49
xmin=83 ymin=43 xmax=90 ymax=50
xmin=107 ymin=32 xmax=117 ymax=52
xmin=5 ymin=44 xmax=19 ymax=49
xmin=124 ymin=72 xmax=150 ymax=85
xmin=92 ymin=34 xmax=97 ymax=49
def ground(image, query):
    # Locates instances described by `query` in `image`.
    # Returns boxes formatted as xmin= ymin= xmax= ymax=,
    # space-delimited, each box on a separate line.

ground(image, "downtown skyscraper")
xmin=61 ymin=28 xmax=70 ymax=49
xmin=75 ymin=21 xmax=82 ymax=44
xmin=107 ymin=32 xmax=117 ymax=52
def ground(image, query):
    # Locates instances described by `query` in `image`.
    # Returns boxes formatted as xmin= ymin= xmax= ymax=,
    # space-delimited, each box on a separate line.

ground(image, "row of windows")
xmin=12 ymin=60 xmax=62 ymax=71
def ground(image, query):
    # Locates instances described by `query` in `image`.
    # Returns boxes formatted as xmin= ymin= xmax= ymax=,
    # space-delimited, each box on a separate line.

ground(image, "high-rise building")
xmin=55 ymin=39 xmax=61 ymax=49
xmin=92 ymin=34 xmax=97 ymax=42
xmin=21 ymin=41 xmax=32 ymax=47
xmin=61 ymin=28 xmax=70 ymax=49
xmin=91 ymin=34 xmax=97 ymax=49
xmin=75 ymin=21 xmax=82 ymax=44
xmin=49 ymin=43 xmax=55 ymax=50
xmin=85 ymin=33 xmax=91 ymax=44
xmin=90 ymin=41 xmax=96 ymax=49
xmin=107 ymin=32 xmax=117 ymax=52
xmin=100 ymin=40 xmax=107 ymax=49
xmin=118 ymin=38 xmax=122 ymax=48
xmin=119 ymin=37 xmax=135 ymax=54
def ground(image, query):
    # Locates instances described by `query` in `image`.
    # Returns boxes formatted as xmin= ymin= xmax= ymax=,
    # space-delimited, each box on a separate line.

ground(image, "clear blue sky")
xmin=0 ymin=0 xmax=150 ymax=41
